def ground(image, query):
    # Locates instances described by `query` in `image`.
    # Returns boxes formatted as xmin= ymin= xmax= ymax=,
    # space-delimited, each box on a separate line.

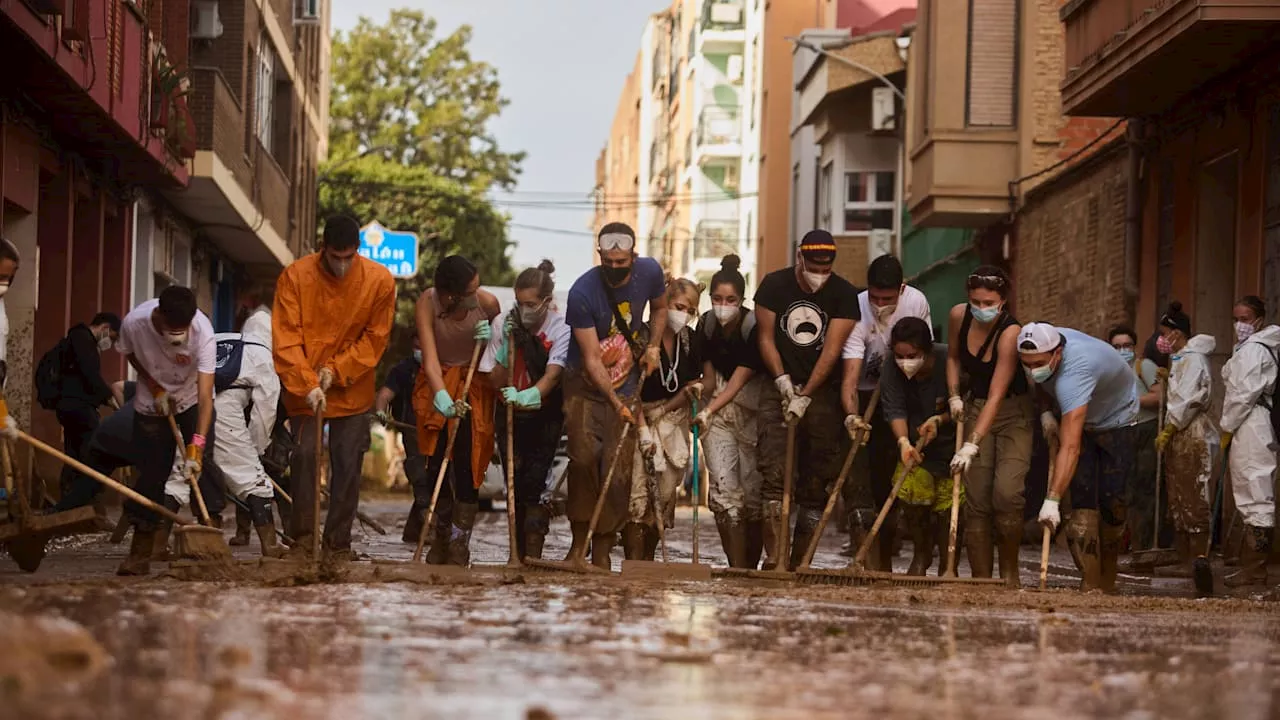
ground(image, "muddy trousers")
xmin=759 ymin=382 xmax=848 ymax=571
xmin=1066 ymin=424 xmax=1137 ymax=592
xmin=704 ymin=383 xmax=765 ymax=568
xmin=962 ymin=394 xmax=1033 ymax=585
xmin=841 ymin=388 xmax=900 ymax=571
xmin=498 ymin=407 xmax=564 ymax=561
xmin=1126 ymin=419 xmax=1164 ymax=552
xmin=422 ymin=414 xmax=482 ymax=566
xmin=55 ymin=403 xmax=99 ymax=506
xmin=288 ymin=413 xmax=370 ymax=554
xmin=125 ymin=406 xmax=223 ymax=531
xmin=400 ymin=454 xmax=430 ymax=543
xmin=564 ymin=373 xmax=635 ymax=569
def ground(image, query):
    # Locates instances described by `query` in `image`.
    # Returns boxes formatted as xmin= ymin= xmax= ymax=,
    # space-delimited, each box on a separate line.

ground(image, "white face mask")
xmin=165 ymin=331 xmax=188 ymax=347
xmin=1236 ymin=321 xmax=1258 ymax=344
xmin=0 ymin=283 xmax=10 ymax=299
xmin=97 ymin=332 xmax=113 ymax=352
xmin=897 ymin=357 xmax=923 ymax=378
xmin=873 ymin=304 xmax=897 ymax=323
xmin=328 ymin=256 xmax=353 ymax=279
xmin=802 ymin=271 xmax=829 ymax=292
xmin=713 ymin=303 xmax=739 ymax=326
xmin=667 ymin=309 xmax=690 ymax=330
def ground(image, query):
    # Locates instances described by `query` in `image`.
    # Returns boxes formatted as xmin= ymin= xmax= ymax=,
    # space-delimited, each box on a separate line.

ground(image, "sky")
xmin=331 ymin=1 xmax=670 ymax=282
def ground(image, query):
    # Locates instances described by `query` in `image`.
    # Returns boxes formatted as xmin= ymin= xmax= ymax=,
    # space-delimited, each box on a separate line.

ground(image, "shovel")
xmin=1193 ymin=446 xmax=1229 ymax=597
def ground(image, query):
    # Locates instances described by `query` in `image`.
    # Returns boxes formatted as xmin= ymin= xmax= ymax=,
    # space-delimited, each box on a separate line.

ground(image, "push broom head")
xmin=173 ymin=524 xmax=233 ymax=562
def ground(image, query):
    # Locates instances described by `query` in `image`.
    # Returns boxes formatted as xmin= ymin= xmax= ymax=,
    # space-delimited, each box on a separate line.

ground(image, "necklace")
xmin=660 ymin=334 xmax=682 ymax=393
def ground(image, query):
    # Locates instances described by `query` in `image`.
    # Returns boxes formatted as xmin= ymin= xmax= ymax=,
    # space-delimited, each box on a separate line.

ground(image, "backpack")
xmin=34 ymin=339 xmax=67 ymax=410
xmin=1264 ymin=346 xmax=1280 ymax=439
xmin=214 ymin=337 xmax=267 ymax=393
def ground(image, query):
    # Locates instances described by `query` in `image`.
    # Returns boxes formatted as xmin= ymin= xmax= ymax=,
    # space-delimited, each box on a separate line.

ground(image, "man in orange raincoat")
xmin=273 ymin=214 xmax=396 ymax=559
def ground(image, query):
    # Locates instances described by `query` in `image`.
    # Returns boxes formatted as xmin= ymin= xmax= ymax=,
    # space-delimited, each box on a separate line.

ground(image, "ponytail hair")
xmin=514 ymin=259 xmax=556 ymax=299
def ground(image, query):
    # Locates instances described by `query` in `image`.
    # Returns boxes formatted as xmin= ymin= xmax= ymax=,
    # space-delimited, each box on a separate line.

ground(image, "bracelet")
xmin=897 ymin=436 xmax=911 ymax=448
xmin=191 ymin=434 xmax=206 ymax=449
xmin=1047 ymin=493 xmax=1061 ymax=502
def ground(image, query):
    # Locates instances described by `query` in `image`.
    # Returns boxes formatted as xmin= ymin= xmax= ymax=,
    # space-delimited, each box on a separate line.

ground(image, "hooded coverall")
xmin=1162 ymin=334 xmax=1221 ymax=568
xmin=273 ymin=254 xmax=396 ymax=555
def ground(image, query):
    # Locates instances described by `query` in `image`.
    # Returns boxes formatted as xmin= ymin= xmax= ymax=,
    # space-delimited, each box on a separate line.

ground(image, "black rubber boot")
xmin=590 ymin=532 xmax=615 ymax=571
xmin=996 ymin=513 xmax=1024 ymax=588
xmin=643 ymin=525 xmax=660 ymax=560
xmin=1225 ymin=526 xmax=1273 ymax=588
xmin=152 ymin=495 xmax=182 ymax=560
xmin=230 ymin=504 xmax=252 ymax=546
xmin=1066 ymin=509 xmax=1102 ymax=592
xmin=877 ymin=507 xmax=899 ymax=573
xmin=761 ymin=501 xmax=783 ymax=571
xmin=789 ymin=507 xmax=821 ymax=571
xmin=566 ymin=521 xmax=590 ymax=562
xmin=964 ymin=516 xmax=995 ymax=579
xmin=903 ymin=505 xmax=933 ymax=576
xmin=745 ymin=519 xmax=764 ymax=569
xmin=401 ymin=504 xmax=425 ymax=545
xmin=933 ymin=511 xmax=956 ymax=576
xmin=446 ymin=502 xmax=479 ymax=567
xmin=1100 ymin=521 xmax=1125 ymax=593
xmin=117 ymin=528 xmax=156 ymax=576
xmin=247 ymin=495 xmax=285 ymax=559
xmin=523 ymin=505 xmax=550 ymax=561
xmin=621 ymin=522 xmax=647 ymax=561
xmin=716 ymin=512 xmax=749 ymax=568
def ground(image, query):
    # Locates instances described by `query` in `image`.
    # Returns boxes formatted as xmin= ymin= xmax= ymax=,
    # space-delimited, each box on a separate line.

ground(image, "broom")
xmin=166 ymin=416 xmax=234 ymax=561
xmin=1192 ymin=446 xmax=1229 ymax=597
xmin=16 ymin=431 xmax=230 ymax=560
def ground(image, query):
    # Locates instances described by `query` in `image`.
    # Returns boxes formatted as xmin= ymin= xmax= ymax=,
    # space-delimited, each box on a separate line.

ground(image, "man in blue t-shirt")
xmin=1018 ymin=322 xmax=1138 ymax=592
xmin=562 ymin=221 xmax=668 ymax=570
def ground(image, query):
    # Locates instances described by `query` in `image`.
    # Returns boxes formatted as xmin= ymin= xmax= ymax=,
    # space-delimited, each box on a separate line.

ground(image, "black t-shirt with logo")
xmin=753 ymin=267 xmax=860 ymax=387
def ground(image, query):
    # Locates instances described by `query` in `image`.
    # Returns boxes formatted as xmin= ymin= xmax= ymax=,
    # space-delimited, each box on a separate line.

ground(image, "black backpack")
xmin=34 ymin=339 xmax=67 ymax=410
xmin=214 ymin=337 xmax=267 ymax=393
xmin=1263 ymin=346 xmax=1280 ymax=439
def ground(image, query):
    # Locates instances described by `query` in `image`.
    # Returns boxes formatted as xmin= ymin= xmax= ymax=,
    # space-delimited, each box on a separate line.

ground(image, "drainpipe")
xmin=1123 ymin=119 xmax=1143 ymax=326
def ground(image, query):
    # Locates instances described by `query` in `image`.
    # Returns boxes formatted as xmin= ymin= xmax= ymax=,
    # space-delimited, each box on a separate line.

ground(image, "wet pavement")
xmin=3 ymin=498 xmax=1279 ymax=719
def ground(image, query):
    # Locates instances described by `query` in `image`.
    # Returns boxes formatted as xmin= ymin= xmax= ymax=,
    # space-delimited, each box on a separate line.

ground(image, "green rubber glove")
xmin=433 ymin=389 xmax=457 ymax=418
xmin=502 ymin=386 xmax=542 ymax=410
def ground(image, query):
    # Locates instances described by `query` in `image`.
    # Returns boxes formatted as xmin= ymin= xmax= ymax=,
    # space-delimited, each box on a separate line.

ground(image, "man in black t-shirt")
xmin=375 ymin=335 xmax=427 ymax=543
xmin=753 ymin=229 xmax=860 ymax=570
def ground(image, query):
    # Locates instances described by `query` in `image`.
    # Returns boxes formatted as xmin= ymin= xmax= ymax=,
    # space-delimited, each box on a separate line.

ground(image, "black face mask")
xmin=602 ymin=265 xmax=632 ymax=286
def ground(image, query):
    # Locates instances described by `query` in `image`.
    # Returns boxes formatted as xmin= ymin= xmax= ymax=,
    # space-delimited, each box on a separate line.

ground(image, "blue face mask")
xmin=413 ymin=349 xmax=423 ymax=363
xmin=970 ymin=304 xmax=1001 ymax=324
xmin=1025 ymin=363 xmax=1055 ymax=385
xmin=1118 ymin=348 xmax=1135 ymax=364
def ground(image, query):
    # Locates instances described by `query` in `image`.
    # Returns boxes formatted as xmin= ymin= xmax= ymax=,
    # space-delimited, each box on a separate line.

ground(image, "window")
xmin=966 ymin=0 xmax=1017 ymax=127
xmin=255 ymin=35 xmax=277 ymax=153
xmin=817 ymin=163 xmax=833 ymax=231
xmin=843 ymin=171 xmax=895 ymax=234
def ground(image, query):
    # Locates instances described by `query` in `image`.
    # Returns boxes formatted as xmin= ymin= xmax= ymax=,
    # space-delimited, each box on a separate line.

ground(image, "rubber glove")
xmin=692 ymin=408 xmax=712 ymax=432
xmin=433 ymin=389 xmax=457 ymax=418
xmin=1040 ymin=411 xmax=1059 ymax=440
xmin=844 ymin=414 xmax=870 ymax=440
xmin=185 ymin=441 xmax=204 ymax=477
xmin=453 ymin=399 xmax=472 ymax=418
xmin=318 ymin=367 xmax=334 ymax=392
xmin=950 ymin=442 xmax=980 ymax=474
xmin=306 ymin=387 xmax=326 ymax=414
xmin=1038 ymin=498 xmax=1061 ymax=531
xmin=1155 ymin=424 xmax=1175 ymax=452
xmin=0 ymin=414 xmax=18 ymax=441
xmin=641 ymin=345 xmax=662 ymax=377
xmin=615 ymin=403 xmax=636 ymax=425
xmin=1156 ymin=366 xmax=1170 ymax=383
xmin=502 ymin=386 xmax=542 ymax=410
xmin=503 ymin=314 xmax=516 ymax=337
xmin=638 ymin=425 xmax=657 ymax=457
xmin=774 ymin=375 xmax=796 ymax=404
xmin=917 ymin=415 xmax=944 ymax=446
xmin=474 ymin=319 xmax=492 ymax=342
xmin=949 ymin=395 xmax=964 ymax=420
xmin=494 ymin=333 xmax=511 ymax=369
xmin=375 ymin=410 xmax=391 ymax=426
xmin=898 ymin=436 xmax=922 ymax=466
xmin=152 ymin=388 xmax=174 ymax=416
xmin=785 ymin=394 xmax=811 ymax=423
xmin=1221 ymin=431 xmax=1233 ymax=450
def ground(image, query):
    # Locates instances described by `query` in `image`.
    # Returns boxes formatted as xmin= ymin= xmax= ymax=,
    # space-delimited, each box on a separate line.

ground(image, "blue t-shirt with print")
xmin=1042 ymin=327 xmax=1139 ymax=431
xmin=565 ymin=258 xmax=666 ymax=395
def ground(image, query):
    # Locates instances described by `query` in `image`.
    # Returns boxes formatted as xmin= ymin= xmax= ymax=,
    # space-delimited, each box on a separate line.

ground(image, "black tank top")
xmin=959 ymin=306 xmax=1027 ymax=399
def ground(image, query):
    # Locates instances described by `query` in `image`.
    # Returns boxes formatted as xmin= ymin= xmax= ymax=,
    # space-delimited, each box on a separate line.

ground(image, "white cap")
xmin=1017 ymin=322 xmax=1062 ymax=354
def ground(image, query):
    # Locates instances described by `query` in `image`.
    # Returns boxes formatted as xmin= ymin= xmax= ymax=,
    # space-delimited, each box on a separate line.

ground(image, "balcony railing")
xmin=702 ymin=0 xmax=745 ymax=31
xmin=692 ymin=219 xmax=740 ymax=260
xmin=697 ymin=106 xmax=742 ymax=147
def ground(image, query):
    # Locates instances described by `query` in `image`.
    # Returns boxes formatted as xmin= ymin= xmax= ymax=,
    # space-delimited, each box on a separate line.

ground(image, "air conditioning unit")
xmin=727 ymin=54 xmax=744 ymax=82
xmin=295 ymin=0 xmax=321 ymax=25
xmin=710 ymin=2 xmax=742 ymax=24
xmin=871 ymin=86 xmax=897 ymax=132
xmin=191 ymin=1 xmax=224 ymax=40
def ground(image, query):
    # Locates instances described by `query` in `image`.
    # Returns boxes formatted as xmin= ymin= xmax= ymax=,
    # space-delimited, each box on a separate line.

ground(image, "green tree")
xmin=330 ymin=9 xmax=525 ymax=191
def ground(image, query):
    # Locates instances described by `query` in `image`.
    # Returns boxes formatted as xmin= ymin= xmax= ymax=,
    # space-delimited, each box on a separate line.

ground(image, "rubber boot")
xmin=1066 ymin=509 xmax=1102 ymax=592
xmin=1099 ymin=522 xmax=1125 ymax=593
xmin=247 ymin=496 xmax=286 ymax=559
xmin=903 ymin=505 xmax=933 ymax=576
xmin=566 ymin=521 xmax=589 ymax=562
xmin=745 ymin=519 xmax=764 ymax=569
xmin=964 ymin=518 xmax=995 ymax=579
xmin=934 ymin=511 xmax=957 ymax=576
xmin=401 ymin=504 xmax=425 ymax=545
xmin=152 ymin=495 xmax=181 ymax=560
xmin=208 ymin=513 xmax=224 ymax=530
xmin=761 ymin=500 xmax=783 ymax=571
xmin=1164 ymin=531 xmax=1195 ymax=578
xmin=717 ymin=513 xmax=749 ymax=569
xmin=621 ymin=522 xmax=647 ymax=561
xmin=995 ymin=514 xmax=1024 ymax=588
xmin=230 ymin=504 xmax=252 ymax=546
xmin=643 ymin=525 xmax=660 ymax=560
xmin=117 ymin=528 xmax=156 ymax=576
xmin=523 ymin=505 xmax=550 ymax=561
xmin=513 ymin=505 xmax=529 ymax=561
xmin=848 ymin=508 xmax=878 ymax=569
xmin=789 ymin=507 xmax=821 ymax=571
xmin=1224 ymin=526 xmax=1273 ymax=588
xmin=714 ymin=512 xmax=735 ymax=566
xmin=590 ymin=532 xmax=615 ymax=571
xmin=877 ymin=508 xmax=898 ymax=573
xmin=425 ymin=511 xmax=452 ymax=566
xmin=446 ymin=502 xmax=479 ymax=567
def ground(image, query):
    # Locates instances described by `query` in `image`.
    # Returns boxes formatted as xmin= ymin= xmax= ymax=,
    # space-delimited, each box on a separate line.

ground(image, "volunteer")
xmin=0 ymin=238 xmax=22 ymax=446
xmin=624 ymin=277 xmax=703 ymax=561
xmin=376 ymin=334 xmax=427 ymax=544
xmin=482 ymin=260 xmax=570 ymax=562
xmin=1151 ymin=302 xmax=1220 ymax=578
xmin=1219 ymin=295 xmax=1278 ymax=588
xmin=1020 ymin=322 xmax=1139 ymax=592
xmin=274 ymin=213 xmax=396 ymax=561
xmin=694 ymin=255 xmax=766 ymax=569
xmin=413 ymin=255 xmax=500 ymax=567
xmin=1107 ymin=325 xmax=1164 ymax=555
xmin=754 ymin=229 xmax=858 ymax=571
xmin=881 ymin=317 xmax=958 ymax=575
xmin=114 ymin=286 xmax=217 ymax=576
xmin=50 ymin=313 xmax=122 ymax=511
xmin=563 ymin=222 xmax=667 ymax=570
xmin=944 ymin=266 xmax=1032 ymax=587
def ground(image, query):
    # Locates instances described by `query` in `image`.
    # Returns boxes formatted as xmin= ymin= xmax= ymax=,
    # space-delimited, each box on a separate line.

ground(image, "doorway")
xmin=1193 ymin=151 xmax=1239 ymax=414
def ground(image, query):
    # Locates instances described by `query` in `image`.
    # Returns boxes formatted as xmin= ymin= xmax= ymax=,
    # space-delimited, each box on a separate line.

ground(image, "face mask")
xmin=455 ymin=295 xmax=480 ymax=311
xmin=971 ymin=304 xmax=1001 ymax=324
xmin=97 ymin=332 xmax=113 ymax=352
xmin=602 ymin=265 xmax=632 ymax=286
xmin=667 ymin=309 xmax=690 ymax=330
xmin=713 ymin=303 xmax=739 ymax=326
xmin=1118 ymin=348 xmax=1135 ymax=364
xmin=896 ymin=357 xmax=923 ymax=378
xmin=413 ymin=349 xmax=423 ymax=363
xmin=0 ymin=283 xmax=10 ymax=299
xmin=801 ymin=269 xmax=829 ymax=292
xmin=874 ymin=304 xmax=897 ymax=323
xmin=165 ymin=331 xmax=188 ymax=347
xmin=1025 ymin=363 xmax=1055 ymax=385
xmin=519 ymin=305 xmax=547 ymax=328
xmin=1236 ymin=321 xmax=1258 ymax=344
xmin=1155 ymin=335 xmax=1174 ymax=355
xmin=327 ymin=257 xmax=353 ymax=279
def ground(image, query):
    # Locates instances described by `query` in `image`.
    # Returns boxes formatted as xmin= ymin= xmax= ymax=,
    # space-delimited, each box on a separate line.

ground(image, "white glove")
xmin=0 ymin=415 xmax=18 ymax=441
xmin=184 ymin=457 xmax=202 ymax=478
xmin=693 ymin=409 xmax=712 ymax=431
xmin=307 ymin=387 xmax=327 ymax=414
xmin=1038 ymin=499 xmax=1061 ymax=531
xmin=950 ymin=442 xmax=979 ymax=474
xmin=318 ymin=367 xmax=335 ymax=392
xmin=949 ymin=395 xmax=964 ymax=419
xmin=774 ymin=375 xmax=796 ymax=404
xmin=844 ymin=414 xmax=870 ymax=440
xmin=453 ymin=399 xmax=472 ymax=419
xmin=785 ymin=394 xmax=811 ymax=423
xmin=152 ymin=391 xmax=174 ymax=417
xmin=638 ymin=425 xmax=657 ymax=455
xmin=1040 ymin=411 xmax=1059 ymax=440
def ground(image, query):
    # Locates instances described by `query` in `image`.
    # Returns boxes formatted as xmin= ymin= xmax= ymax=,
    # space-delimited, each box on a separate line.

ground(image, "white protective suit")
xmin=1164 ymin=334 xmax=1221 ymax=531
xmin=164 ymin=307 xmax=279 ymax=503
xmin=1220 ymin=325 xmax=1280 ymax=528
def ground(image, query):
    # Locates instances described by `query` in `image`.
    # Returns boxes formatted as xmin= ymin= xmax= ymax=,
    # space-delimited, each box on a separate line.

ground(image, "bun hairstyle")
xmin=514 ymin=259 xmax=556 ymax=299
xmin=1159 ymin=300 xmax=1192 ymax=336
xmin=434 ymin=255 xmax=478 ymax=295
xmin=711 ymin=253 xmax=746 ymax=297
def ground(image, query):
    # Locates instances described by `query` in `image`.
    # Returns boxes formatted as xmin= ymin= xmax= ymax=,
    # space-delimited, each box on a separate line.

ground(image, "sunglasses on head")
xmin=598 ymin=232 xmax=636 ymax=252
xmin=967 ymin=273 xmax=1007 ymax=291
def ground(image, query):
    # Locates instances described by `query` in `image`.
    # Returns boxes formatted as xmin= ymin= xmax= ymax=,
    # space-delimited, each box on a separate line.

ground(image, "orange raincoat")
xmin=413 ymin=364 xmax=496 ymax=489
xmin=273 ymin=254 xmax=396 ymax=418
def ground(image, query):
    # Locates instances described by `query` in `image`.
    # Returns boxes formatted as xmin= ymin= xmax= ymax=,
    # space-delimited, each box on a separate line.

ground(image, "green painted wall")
xmin=901 ymin=210 xmax=977 ymax=339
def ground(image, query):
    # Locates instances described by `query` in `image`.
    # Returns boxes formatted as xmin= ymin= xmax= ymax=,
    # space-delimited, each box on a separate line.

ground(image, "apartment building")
xmin=591 ymin=53 xmax=642 ymax=255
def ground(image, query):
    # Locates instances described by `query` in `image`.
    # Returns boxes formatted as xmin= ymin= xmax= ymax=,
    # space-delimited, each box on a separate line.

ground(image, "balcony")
xmin=690 ymin=219 xmax=740 ymax=269
xmin=697 ymin=0 xmax=745 ymax=54
xmin=692 ymin=106 xmax=743 ymax=167
xmin=1061 ymin=0 xmax=1280 ymax=116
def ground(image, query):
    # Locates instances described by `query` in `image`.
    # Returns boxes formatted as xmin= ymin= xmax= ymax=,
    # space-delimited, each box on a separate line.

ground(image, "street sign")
xmin=359 ymin=221 xmax=419 ymax=278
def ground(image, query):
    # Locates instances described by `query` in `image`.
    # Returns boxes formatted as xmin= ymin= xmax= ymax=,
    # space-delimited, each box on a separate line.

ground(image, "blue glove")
xmin=474 ymin=319 xmax=492 ymax=342
xmin=433 ymin=389 xmax=457 ymax=418
xmin=502 ymin=386 xmax=542 ymax=410
xmin=495 ymin=334 xmax=511 ymax=369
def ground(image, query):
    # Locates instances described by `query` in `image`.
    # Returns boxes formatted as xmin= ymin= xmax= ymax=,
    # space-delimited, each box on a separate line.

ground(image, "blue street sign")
xmin=359 ymin=221 xmax=419 ymax=278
